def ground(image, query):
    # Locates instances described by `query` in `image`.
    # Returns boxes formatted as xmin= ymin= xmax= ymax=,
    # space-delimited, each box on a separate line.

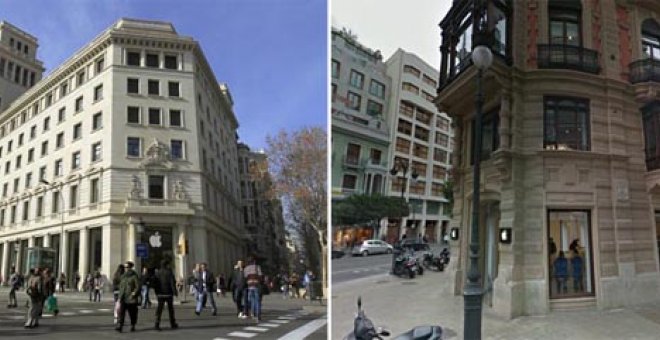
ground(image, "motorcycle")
xmin=344 ymin=297 xmax=443 ymax=340
xmin=422 ymin=249 xmax=450 ymax=272
xmin=393 ymin=253 xmax=417 ymax=278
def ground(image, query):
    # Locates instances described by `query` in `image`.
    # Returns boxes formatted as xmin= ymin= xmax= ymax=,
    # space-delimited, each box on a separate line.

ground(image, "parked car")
xmin=351 ymin=240 xmax=393 ymax=256
xmin=332 ymin=249 xmax=346 ymax=259
xmin=398 ymin=240 xmax=432 ymax=255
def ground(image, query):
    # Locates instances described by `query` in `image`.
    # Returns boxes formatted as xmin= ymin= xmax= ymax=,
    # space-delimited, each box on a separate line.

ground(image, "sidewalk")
xmin=331 ymin=271 xmax=660 ymax=340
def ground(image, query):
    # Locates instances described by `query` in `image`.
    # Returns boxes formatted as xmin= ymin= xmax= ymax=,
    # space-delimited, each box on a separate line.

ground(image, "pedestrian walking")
xmin=140 ymin=267 xmax=153 ymax=309
xmin=58 ymin=272 xmax=66 ymax=293
xmin=74 ymin=272 xmax=81 ymax=292
xmin=216 ymin=273 xmax=226 ymax=297
xmin=112 ymin=264 xmax=125 ymax=324
xmin=85 ymin=273 xmax=94 ymax=300
xmin=42 ymin=268 xmax=59 ymax=316
xmin=302 ymin=271 xmax=312 ymax=300
xmin=7 ymin=267 xmax=22 ymax=308
xmin=290 ymin=272 xmax=300 ymax=298
xmin=115 ymin=261 xmax=140 ymax=333
xmin=152 ymin=259 xmax=178 ymax=330
xmin=24 ymin=267 xmax=44 ymax=328
xmin=229 ymin=260 xmax=246 ymax=318
xmin=194 ymin=262 xmax=217 ymax=316
xmin=243 ymin=257 xmax=263 ymax=321
xmin=280 ymin=273 xmax=290 ymax=299
xmin=93 ymin=271 xmax=104 ymax=302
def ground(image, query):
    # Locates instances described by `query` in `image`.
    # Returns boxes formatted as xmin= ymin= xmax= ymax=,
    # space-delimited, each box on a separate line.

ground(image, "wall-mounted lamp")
xmin=450 ymin=227 xmax=460 ymax=240
xmin=499 ymin=228 xmax=512 ymax=244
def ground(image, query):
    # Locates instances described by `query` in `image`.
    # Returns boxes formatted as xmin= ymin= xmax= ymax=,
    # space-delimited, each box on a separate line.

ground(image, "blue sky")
xmin=0 ymin=0 xmax=328 ymax=149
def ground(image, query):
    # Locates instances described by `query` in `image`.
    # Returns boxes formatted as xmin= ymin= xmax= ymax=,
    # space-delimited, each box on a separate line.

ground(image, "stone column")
xmin=43 ymin=234 xmax=50 ymax=248
xmin=61 ymin=230 xmax=68 ymax=280
xmin=127 ymin=222 xmax=136 ymax=263
xmin=1 ymin=241 xmax=9 ymax=284
xmin=102 ymin=224 xmax=122 ymax=286
xmin=28 ymin=237 xmax=34 ymax=248
xmin=78 ymin=227 xmax=89 ymax=290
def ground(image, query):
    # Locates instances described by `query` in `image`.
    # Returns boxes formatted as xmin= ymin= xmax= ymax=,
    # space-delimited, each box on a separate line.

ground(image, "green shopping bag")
xmin=46 ymin=295 xmax=59 ymax=313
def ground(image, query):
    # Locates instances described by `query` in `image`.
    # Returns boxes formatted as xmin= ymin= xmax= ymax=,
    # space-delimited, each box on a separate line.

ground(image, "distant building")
xmin=0 ymin=21 xmax=44 ymax=112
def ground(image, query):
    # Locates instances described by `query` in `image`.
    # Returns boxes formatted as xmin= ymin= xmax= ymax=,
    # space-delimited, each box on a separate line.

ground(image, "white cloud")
xmin=331 ymin=0 xmax=452 ymax=70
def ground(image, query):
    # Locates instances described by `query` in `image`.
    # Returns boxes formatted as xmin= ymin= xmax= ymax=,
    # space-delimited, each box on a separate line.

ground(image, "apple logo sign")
xmin=149 ymin=232 xmax=162 ymax=248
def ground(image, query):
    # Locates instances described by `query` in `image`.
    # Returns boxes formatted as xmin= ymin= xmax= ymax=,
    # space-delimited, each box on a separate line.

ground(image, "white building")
xmin=0 ymin=18 xmax=245 ymax=287
xmin=384 ymin=49 xmax=454 ymax=243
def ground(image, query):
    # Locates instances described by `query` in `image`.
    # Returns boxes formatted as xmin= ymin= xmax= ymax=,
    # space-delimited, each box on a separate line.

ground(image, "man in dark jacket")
xmin=152 ymin=259 xmax=178 ymax=330
xmin=228 ymin=260 xmax=246 ymax=318
xmin=194 ymin=262 xmax=217 ymax=316
xmin=116 ymin=261 xmax=140 ymax=333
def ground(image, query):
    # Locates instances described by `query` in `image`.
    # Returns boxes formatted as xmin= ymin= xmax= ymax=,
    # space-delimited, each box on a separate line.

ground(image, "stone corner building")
xmin=0 ymin=18 xmax=245 ymax=287
xmin=436 ymin=0 xmax=660 ymax=318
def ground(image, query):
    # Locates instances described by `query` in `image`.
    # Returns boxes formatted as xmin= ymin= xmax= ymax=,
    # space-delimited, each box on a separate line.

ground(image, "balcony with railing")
xmin=537 ymin=44 xmax=600 ymax=74
xmin=630 ymin=59 xmax=660 ymax=83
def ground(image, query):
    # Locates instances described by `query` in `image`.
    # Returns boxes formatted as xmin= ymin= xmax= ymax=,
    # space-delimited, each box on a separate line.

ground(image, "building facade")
xmin=384 ymin=49 xmax=453 ymax=245
xmin=237 ymin=143 xmax=288 ymax=275
xmin=331 ymin=27 xmax=392 ymax=246
xmin=0 ymin=19 xmax=245 ymax=287
xmin=0 ymin=21 xmax=44 ymax=112
xmin=437 ymin=0 xmax=660 ymax=318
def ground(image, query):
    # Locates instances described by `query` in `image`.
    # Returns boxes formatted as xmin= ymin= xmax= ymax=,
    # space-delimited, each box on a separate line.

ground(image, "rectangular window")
xmin=148 ymin=108 xmax=161 ymax=125
xmin=397 ymin=119 xmax=412 ymax=135
xmin=434 ymin=148 xmax=448 ymax=163
xmin=56 ymin=132 xmax=64 ymax=148
xmin=36 ymin=196 xmax=43 ymax=217
xmin=127 ymin=137 xmax=141 ymax=157
xmin=92 ymin=112 xmax=103 ymax=130
xmin=127 ymin=51 xmax=140 ymax=66
xmin=41 ymin=141 xmax=48 ymax=156
xmin=404 ymin=65 xmax=421 ymax=77
xmin=370 ymin=149 xmax=382 ymax=164
xmin=70 ymin=185 xmax=78 ymax=208
xmin=435 ymin=132 xmax=449 ymax=147
xmin=91 ymin=142 xmax=101 ymax=162
xmin=470 ymin=108 xmax=501 ymax=163
xmin=73 ymin=123 xmax=82 ymax=140
xmin=58 ymin=107 xmax=66 ymax=122
xmin=43 ymin=116 xmax=50 ymax=131
xmin=437 ymin=117 xmax=450 ymax=131
xmin=0 ymin=209 xmax=4 ymax=226
xmin=127 ymin=78 xmax=139 ymax=94
xmin=402 ymin=82 xmax=419 ymax=95
xmin=95 ymin=58 xmax=104 ymax=74
xmin=169 ymin=109 xmax=182 ymax=127
xmin=60 ymin=82 xmax=68 ymax=97
xmin=148 ymin=80 xmax=160 ymax=95
xmin=347 ymin=92 xmax=361 ymax=110
xmin=349 ymin=70 xmax=364 ymax=89
xmin=15 ymin=155 xmax=21 ymax=169
xmin=72 ymin=151 xmax=81 ymax=169
xmin=22 ymin=201 xmax=29 ymax=221
xmin=39 ymin=166 xmax=46 ymax=181
xmin=13 ymin=178 xmax=19 ymax=192
xmin=543 ymin=97 xmax=590 ymax=151
xmin=18 ymin=133 xmax=23 ymax=146
xmin=342 ymin=174 xmax=357 ymax=190
xmin=171 ymin=140 xmax=184 ymax=159
xmin=30 ymin=125 xmax=36 ymax=139
xmin=77 ymin=71 xmax=85 ymax=86
xmin=93 ymin=84 xmax=103 ymax=101
xmin=2 ymin=183 xmax=6 ymax=197
xmin=369 ymin=80 xmax=385 ymax=98
xmin=146 ymin=53 xmax=159 ymax=68
xmin=10 ymin=205 xmax=16 ymax=224
xmin=164 ymin=55 xmax=178 ymax=69
xmin=549 ymin=7 xmax=581 ymax=46
xmin=45 ymin=93 xmax=52 ymax=107
xmin=90 ymin=178 xmax=99 ymax=204
xmin=148 ymin=175 xmax=165 ymax=199
xmin=127 ymin=106 xmax=140 ymax=124
xmin=366 ymin=100 xmax=383 ymax=116
xmin=75 ymin=96 xmax=83 ymax=112
xmin=27 ymin=148 xmax=34 ymax=163
xmin=345 ymin=143 xmax=361 ymax=165
xmin=168 ymin=81 xmax=180 ymax=97
xmin=423 ymin=74 xmax=437 ymax=88
xmin=54 ymin=159 xmax=63 ymax=177
xmin=331 ymin=60 xmax=340 ymax=78
xmin=52 ymin=191 xmax=60 ymax=213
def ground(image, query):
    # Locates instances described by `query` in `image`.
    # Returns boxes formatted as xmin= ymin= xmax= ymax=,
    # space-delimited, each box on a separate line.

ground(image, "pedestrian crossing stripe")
xmin=277 ymin=316 xmax=296 ymax=320
xmin=243 ymin=326 xmax=268 ymax=332
xmin=60 ymin=312 xmax=75 ymax=316
xmin=270 ymin=319 xmax=290 ymax=324
xmin=79 ymin=310 xmax=94 ymax=314
xmin=227 ymin=331 xmax=258 ymax=338
xmin=257 ymin=323 xmax=280 ymax=328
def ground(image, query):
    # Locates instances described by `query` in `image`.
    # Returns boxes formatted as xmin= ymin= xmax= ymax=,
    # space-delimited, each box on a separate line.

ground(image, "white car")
xmin=351 ymin=240 xmax=393 ymax=256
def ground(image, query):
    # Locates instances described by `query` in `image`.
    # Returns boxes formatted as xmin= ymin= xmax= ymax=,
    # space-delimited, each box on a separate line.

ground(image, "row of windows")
xmin=1 ymin=142 xmax=102 ymax=197
xmin=343 ymin=90 xmax=384 ymax=116
xmin=0 ymin=57 xmax=36 ymax=88
xmin=127 ymin=138 xmax=185 ymax=160
xmin=0 ymin=59 xmax=105 ymax=140
xmin=8 ymin=36 xmax=30 ymax=55
xmin=126 ymin=78 xmax=180 ymax=97
xmin=331 ymin=60 xmax=387 ymax=99
xmin=403 ymin=64 xmax=438 ymax=88
xmin=0 ymin=110 xmax=103 ymax=162
xmin=125 ymin=50 xmax=179 ymax=70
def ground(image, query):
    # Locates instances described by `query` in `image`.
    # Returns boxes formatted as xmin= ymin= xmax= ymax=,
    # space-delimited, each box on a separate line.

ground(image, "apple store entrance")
xmin=139 ymin=226 xmax=174 ymax=271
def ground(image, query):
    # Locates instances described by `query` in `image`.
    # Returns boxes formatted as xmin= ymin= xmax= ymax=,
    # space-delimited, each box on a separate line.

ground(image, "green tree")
xmin=333 ymin=194 xmax=410 ymax=229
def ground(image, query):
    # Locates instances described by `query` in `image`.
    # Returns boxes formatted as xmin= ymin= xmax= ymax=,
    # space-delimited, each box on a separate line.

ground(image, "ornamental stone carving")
xmin=129 ymin=175 xmax=142 ymax=199
xmin=141 ymin=139 xmax=170 ymax=168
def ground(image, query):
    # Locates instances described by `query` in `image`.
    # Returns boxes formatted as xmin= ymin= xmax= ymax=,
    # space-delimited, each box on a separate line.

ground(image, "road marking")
xmin=277 ymin=316 xmax=296 ymax=320
xmin=213 ymin=338 xmax=230 ymax=340
xmin=227 ymin=331 xmax=257 ymax=338
xmin=243 ymin=326 xmax=268 ymax=332
xmin=270 ymin=319 xmax=290 ymax=324
xmin=8 ymin=315 xmax=23 ymax=320
xmin=79 ymin=310 xmax=94 ymax=314
xmin=97 ymin=308 xmax=111 ymax=312
xmin=277 ymin=316 xmax=327 ymax=340
xmin=60 ymin=312 xmax=75 ymax=316
xmin=258 ymin=323 xmax=280 ymax=328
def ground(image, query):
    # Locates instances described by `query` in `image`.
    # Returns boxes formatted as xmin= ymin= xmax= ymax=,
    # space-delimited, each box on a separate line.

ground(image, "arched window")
xmin=642 ymin=18 xmax=660 ymax=60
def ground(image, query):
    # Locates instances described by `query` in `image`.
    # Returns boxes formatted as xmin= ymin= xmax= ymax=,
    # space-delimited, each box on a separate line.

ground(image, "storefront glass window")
xmin=548 ymin=210 xmax=593 ymax=299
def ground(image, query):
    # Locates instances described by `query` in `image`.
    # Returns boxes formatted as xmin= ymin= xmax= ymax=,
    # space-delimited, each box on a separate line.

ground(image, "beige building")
xmin=0 ymin=19 xmax=245 ymax=287
xmin=237 ymin=143 xmax=288 ymax=275
xmin=437 ymin=0 xmax=660 ymax=318
xmin=385 ymin=49 xmax=453 ymax=244
xmin=0 ymin=21 xmax=44 ymax=112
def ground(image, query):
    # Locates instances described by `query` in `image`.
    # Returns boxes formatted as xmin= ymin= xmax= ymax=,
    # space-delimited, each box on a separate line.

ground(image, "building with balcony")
xmin=436 ymin=0 xmax=660 ymax=318
xmin=384 ymin=49 xmax=453 ymax=245
xmin=331 ymin=27 xmax=392 ymax=246
xmin=237 ymin=143 xmax=288 ymax=275
xmin=0 ymin=19 xmax=245 ymax=287
xmin=0 ymin=21 xmax=44 ymax=112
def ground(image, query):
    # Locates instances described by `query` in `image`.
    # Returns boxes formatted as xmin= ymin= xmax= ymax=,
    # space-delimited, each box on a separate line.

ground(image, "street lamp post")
xmin=464 ymin=27 xmax=494 ymax=340
xmin=40 ymin=179 xmax=65 ymax=281
xmin=389 ymin=159 xmax=418 ymax=274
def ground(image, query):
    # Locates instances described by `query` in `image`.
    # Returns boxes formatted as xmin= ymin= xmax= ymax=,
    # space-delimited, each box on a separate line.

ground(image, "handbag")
xmin=46 ymin=295 xmax=58 ymax=313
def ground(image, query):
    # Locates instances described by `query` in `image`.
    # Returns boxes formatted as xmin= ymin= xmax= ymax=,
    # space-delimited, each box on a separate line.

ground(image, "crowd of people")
xmin=5 ymin=258 xmax=317 ymax=331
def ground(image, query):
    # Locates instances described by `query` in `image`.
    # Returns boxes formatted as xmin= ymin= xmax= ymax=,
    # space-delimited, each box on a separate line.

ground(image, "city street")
xmin=332 ymin=267 xmax=660 ymax=339
xmin=332 ymin=251 xmax=393 ymax=284
xmin=0 ymin=289 xmax=326 ymax=339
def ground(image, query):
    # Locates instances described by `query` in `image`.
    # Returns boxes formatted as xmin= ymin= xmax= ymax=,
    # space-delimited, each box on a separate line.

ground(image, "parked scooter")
xmin=393 ymin=252 xmax=418 ymax=278
xmin=344 ymin=297 xmax=443 ymax=340
xmin=422 ymin=248 xmax=450 ymax=272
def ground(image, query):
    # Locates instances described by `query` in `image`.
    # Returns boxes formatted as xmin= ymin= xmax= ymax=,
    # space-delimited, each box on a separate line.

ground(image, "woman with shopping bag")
xmin=112 ymin=264 xmax=125 ymax=324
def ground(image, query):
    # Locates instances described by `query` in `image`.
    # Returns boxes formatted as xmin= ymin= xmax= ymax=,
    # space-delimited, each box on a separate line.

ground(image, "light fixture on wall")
xmin=499 ymin=228 xmax=512 ymax=244
xmin=450 ymin=227 xmax=460 ymax=240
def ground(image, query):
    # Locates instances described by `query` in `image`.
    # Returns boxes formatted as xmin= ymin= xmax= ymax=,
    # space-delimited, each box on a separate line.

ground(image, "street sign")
xmin=136 ymin=243 xmax=148 ymax=258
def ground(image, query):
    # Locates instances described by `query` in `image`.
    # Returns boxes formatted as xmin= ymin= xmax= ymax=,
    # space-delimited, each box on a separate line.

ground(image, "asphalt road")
xmin=332 ymin=251 xmax=393 ymax=284
xmin=0 ymin=292 xmax=326 ymax=340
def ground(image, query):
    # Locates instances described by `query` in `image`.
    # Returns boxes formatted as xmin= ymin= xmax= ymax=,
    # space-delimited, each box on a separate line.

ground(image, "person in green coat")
xmin=115 ymin=261 xmax=140 ymax=333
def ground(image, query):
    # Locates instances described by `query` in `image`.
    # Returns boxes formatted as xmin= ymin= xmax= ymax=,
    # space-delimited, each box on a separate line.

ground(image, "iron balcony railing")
xmin=537 ymin=44 xmax=600 ymax=74
xmin=630 ymin=59 xmax=660 ymax=84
